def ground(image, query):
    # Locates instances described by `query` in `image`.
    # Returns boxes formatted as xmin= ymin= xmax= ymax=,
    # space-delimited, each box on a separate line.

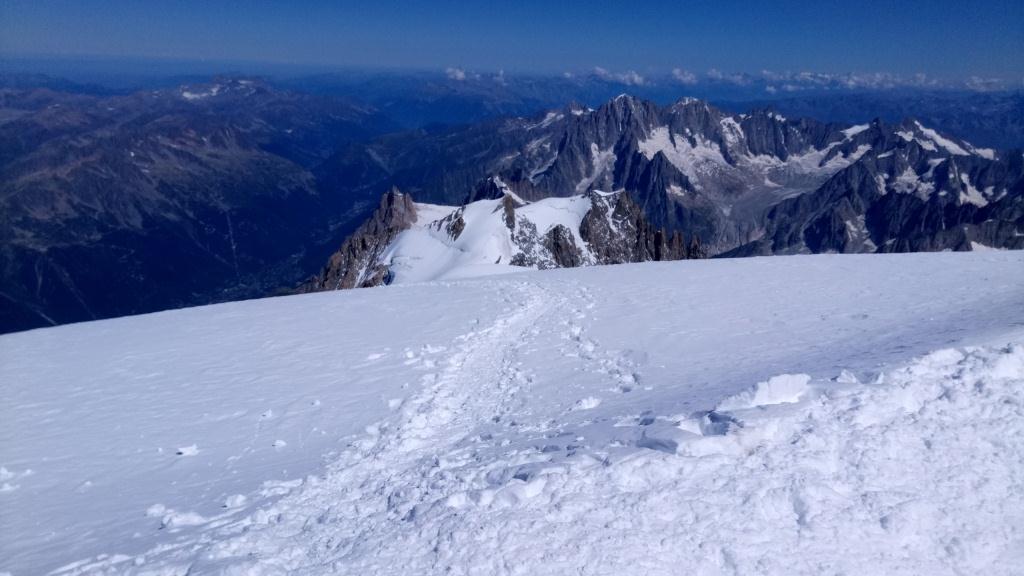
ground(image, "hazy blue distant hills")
xmin=0 ymin=78 xmax=396 ymax=332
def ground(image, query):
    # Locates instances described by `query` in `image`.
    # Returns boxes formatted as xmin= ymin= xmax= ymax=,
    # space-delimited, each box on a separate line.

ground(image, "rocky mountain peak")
xmin=376 ymin=187 xmax=418 ymax=230
xmin=594 ymin=94 xmax=660 ymax=130
xmin=299 ymin=188 xmax=418 ymax=291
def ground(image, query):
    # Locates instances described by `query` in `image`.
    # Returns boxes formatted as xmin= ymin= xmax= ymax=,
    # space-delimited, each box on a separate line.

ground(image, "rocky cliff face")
xmin=580 ymin=191 xmax=687 ymax=263
xmin=299 ymin=189 xmax=417 ymax=290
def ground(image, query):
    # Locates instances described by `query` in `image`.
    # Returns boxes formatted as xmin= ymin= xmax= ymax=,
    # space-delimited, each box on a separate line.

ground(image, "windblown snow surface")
xmin=2 ymin=252 xmax=1024 ymax=575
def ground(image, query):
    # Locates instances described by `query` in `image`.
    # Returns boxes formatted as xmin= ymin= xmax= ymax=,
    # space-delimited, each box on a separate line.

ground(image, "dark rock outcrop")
xmin=299 ymin=188 xmax=417 ymax=291
xmin=580 ymin=191 xmax=688 ymax=263
xmin=501 ymin=193 xmax=518 ymax=230
xmin=543 ymin=225 xmax=584 ymax=268
xmin=437 ymin=208 xmax=466 ymax=241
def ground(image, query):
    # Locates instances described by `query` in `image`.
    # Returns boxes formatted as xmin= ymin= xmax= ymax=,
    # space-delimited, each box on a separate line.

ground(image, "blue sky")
xmin=1 ymin=0 xmax=1022 ymax=79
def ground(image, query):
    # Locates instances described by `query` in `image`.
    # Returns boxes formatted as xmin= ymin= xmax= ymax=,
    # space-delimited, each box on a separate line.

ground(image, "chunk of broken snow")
xmin=572 ymin=397 xmax=602 ymax=410
xmin=175 ymin=444 xmax=199 ymax=457
xmin=716 ymin=373 xmax=811 ymax=411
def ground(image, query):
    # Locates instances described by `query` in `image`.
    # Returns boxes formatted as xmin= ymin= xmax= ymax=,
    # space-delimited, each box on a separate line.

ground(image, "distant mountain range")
xmin=282 ymin=72 xmax=1024 ymax=149
xmin=303 ymin=95 xmax=1021 ymax=293
xmin=1 ymin=75 xmax=1022 ymax=333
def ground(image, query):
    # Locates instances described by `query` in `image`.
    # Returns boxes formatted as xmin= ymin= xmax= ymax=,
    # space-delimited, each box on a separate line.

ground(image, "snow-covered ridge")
xmin=385 ymin=192 xmax=596 ymax=284
xmin=181 ymin=84 xmax=222 ymax=101
xmin=304 ymin=182 xmax=701 ymax=292
xmin=894 ymin=120 xmax=997 ymax=159
xmin=178 ymin=79 xmax=259 ymax=102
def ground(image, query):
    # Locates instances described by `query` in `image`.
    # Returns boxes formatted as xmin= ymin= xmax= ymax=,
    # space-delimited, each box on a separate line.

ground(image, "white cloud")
xmin=965 ymin=76 xmax=1007 ymax=92
xmin=620 ymin=70 xmax=646 ymax=86
xmin=705 ymin=69 xmax=752 ymax=85
xmin=445 ymin=67 xmax=466 ymax=81
xmin=671 ymin=68 xmax=698 ymax=85
xmin=593 ymin=66 xmax=646 ymax=86
xmin=753 ymin=70 xmax=949 ymax=91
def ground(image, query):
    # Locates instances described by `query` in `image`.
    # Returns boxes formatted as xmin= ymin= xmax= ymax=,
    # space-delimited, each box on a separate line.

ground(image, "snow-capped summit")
xmin=178 ymin=78 xmax=266 ymax=102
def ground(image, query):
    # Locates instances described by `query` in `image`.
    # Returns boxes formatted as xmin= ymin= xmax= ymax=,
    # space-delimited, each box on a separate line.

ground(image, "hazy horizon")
xmin=2 ymin=0 xmax=1022 ymax=82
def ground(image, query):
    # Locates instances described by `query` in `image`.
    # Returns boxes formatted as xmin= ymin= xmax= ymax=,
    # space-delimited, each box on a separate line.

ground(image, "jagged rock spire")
xmin=298 ymin=188 xmax=417 ymax=291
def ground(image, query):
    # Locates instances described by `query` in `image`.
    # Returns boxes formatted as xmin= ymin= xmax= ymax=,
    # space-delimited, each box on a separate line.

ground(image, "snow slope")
xmin=2 ymin=252 xmax=1023 ymax=575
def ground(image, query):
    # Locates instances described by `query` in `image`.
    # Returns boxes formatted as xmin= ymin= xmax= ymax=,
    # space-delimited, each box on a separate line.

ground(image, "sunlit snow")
xmin=2 ymin=252 xmax=1023 ymax=575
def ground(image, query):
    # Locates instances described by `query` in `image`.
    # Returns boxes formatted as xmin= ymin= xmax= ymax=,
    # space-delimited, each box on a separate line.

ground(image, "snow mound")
xmin=716 ymin=373 xmax=811 ymax=410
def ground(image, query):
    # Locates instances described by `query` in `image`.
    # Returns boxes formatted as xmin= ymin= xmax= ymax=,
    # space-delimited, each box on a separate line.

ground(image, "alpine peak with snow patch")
xmin=302 ymin=181 xmax=703 ymax=290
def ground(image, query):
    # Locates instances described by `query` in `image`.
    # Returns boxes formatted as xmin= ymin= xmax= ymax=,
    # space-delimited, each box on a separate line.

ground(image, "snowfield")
xmin=382 ymin=192 xmax=597 ymax=284
xmin=2 ymin=252 xmax=1024 ymax=575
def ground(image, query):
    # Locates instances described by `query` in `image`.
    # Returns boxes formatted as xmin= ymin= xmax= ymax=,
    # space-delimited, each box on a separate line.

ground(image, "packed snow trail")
xmin=1 ymin=279 xmax=539 ymax=572
xmin=135 ymin=280 xmax=561 ymax=574
xmin=3 ymin=252 xmax=1024 ymax=575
